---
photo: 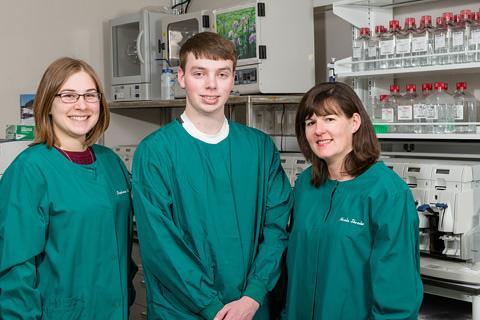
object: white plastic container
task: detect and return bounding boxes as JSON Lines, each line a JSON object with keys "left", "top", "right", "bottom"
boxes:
{"left": 161, "top": 68, "right": 175, "bottom": 100}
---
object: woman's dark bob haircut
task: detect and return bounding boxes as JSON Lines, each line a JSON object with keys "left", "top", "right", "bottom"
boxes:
{"left": 295, "top": 81, "right": 380, "bottom": 187}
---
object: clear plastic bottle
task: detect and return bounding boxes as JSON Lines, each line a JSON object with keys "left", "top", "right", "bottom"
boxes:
{"left": 397, "top": 17, "right": 415, "bottom": 68}
{"left": 379, "top": 94, "right": 396, "bottom": 133}
{"left": 471, "top": 12, "right": 480, "bottom": 62}
{"left": 453, "top": 81, "right": 477, "bottom": 133}
{"left": 161, "top": 68, "right": 175, "bottom": 100}
{"left": 461, "top": 10, "right": 475, "bottom": 63}
{"left": 352, "top": 27, "right": 370, "bottom": 71}
{"left": 414, "top": 83, "right": 433, "bottom": 134}
{"left": 425, "top": 82, "right": 455, "bottom": 134}
{"left": 451, "top": 14, "right": 467, "bottom": 64}
{"left": 434, "top": 16, "right": 449, "bottom": 65}
{"left": 367, "top": 25, "right": 384, "bottom": 70}
{"left": 443, "top": 12, "right": 455, "bottom": 64}
{"left": 397, "top": 84, "right": 417, "bottom": 133}
{"left": 389, "top": 84, "right": 401, "bottom": 132}
{"left": 379, "top": 20, "right": 400, "bottom": 69}
{"left": 412, "top": 15, "right": 434, "bottom": 67}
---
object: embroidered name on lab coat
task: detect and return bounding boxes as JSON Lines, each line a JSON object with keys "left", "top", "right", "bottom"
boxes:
{"left": 116, "top": 190, "right": 129, "bottom": 196}
{"left": 339, "top": 217, "right": 365, "bottom": 226}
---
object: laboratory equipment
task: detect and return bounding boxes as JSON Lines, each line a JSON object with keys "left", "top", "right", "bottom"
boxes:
{"left": 213, "top": 0, "right": 315, "bottom": 94}
{"left": 0, "top": 140, "right": 30, "bottom": 179}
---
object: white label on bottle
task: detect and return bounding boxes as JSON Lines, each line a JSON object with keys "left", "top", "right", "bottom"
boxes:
{"left": 353, "top": 47, "right": 362, "bottom": 58}
{"left": 413, "top": 103, "right": 425, "bottom": 119}
{"left": 452, "top": 31, "right": 465, "bottom": 47}
{"left": 367, "top": 46, "right": 377, "bottom": 58}
{"left": 471, "top": 29, "right": 480, "bottom": 45}
{"left": 412, "top": 36, "right": 427, "bottom": 53}
{"left": 396, "top": 38, "right": 411, "bottom": 54}
{"left": 455, "top": 104, "right": 464, "bottom": 120}
{"left": 382, "top": 108, "right": 394, "bottom": 123}
{"left": 425, "top": 105, "right": 438, "bottom": 120}
{"left": 435, "top": 34, "right": 446, "bottom": 49}
{"left": 397, "top": 105, "right": 413, "bottom": 120}
{"left": 379, "top": 40, "right": 394, "bottom": 55}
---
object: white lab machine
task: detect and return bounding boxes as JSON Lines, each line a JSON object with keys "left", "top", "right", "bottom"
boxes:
{"left": 213, "top": 0, "right": 315, "bottom": 94}
{"left": 113, "top": 145, "right": 137, "bottom": 173}
{"left": 384, "top": 157, "right": 480, "bottom": 285}
{"left": 109, "top": 9, "right": 166, "bottom": 101}
{"left": 280, "top": 153, "right": 309, "bottom": 187}
{"left": 0, "top": 140, "right": 30, "bottom": 179}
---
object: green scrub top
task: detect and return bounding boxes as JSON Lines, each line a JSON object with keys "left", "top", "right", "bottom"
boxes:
{"left": 283, "top": 161, "right": 423, "bottom": 320}
{"left": 132, "top": 120, "right": 292, "bottom": 320}
{"left": 0, "top": 144, "right": 136, "bottom": 320}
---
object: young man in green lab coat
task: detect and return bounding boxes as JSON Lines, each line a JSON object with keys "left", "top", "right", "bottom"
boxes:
{"left": 132, "top": 32, "right": 293, "bottom": 320}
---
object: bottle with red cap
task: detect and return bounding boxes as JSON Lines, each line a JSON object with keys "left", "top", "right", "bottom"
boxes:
{"left": 379, "top": 20, "right": 400, "bottom": 69}
{"left": 352, "top": 27, "right": 370, "bottom": 71}
{"left": 462, "top": 10, "right": 475, "bottom": 62}
{"left": 414, "top": 83, "right": 433, "bottom": 134}
{"left": 397, "top": 84, "right": 417, "bottom": 133}
{"left": 378, "top": 94, "right": 396, "bottom": 133}
{"left": 367, "top": 25, "right": 385, "bottom": 70}
{"left": 412, "top": 15, "right": 434, "bottom": 66}
{"left": 425, "top": 82, "right": 455, "bottom": 134}
{"left": 434, "top": 16, "right": 449, "bottom": 65}
{"left": 396, "top": 17, "right": 416, "bottom": 68}
{"left": 453, "top": 81, "right": 477, "bottom": 133}
{"left": 451, "top": 13, "right": 467, "bottom": 63}
{"left": 443, "top": 12, "right": 455, "bottom": 64}
{"left": 388, "top": 84, "right": 401, "bottom": 132}
{"left": 471, "top": 12, "right": 480, "bottom": 61}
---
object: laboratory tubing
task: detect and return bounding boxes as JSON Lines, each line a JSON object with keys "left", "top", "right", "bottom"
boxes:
{"left": 397, "top": 17, "right": 415, "bottom": 68}
{"left": 352, "top": 27, "right": 370, "bottom": 71}
{"left": 453, "top": 82, "right": 477, "bottom": 133}
{"left": 161, "top": 68, "right": 176, "bottom": 100}
{"left": 434, "top": 16, "right": 449, "bottom": 65}
{"left": 412, "top": 15, "right": 434, "bottom": 67}
{"left": 397, "top": 84, "right": 417, "bottom": 133}
{"left": 379, "top": 20, "right": 398, "bottom": 69}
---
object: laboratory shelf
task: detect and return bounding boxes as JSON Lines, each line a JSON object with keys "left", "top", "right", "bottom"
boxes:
{"left": 109, "top": 95, "right": 302, "bottom": 110}
{"left": 377, "top": 133, "right": 480, "bottom": 140}
{"left": 334, "top": 59, "right": 480, "bottom": 79}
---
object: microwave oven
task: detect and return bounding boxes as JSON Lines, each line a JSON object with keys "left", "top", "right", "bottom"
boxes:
{"left": 109, "top": 9, "right": 165, "bottom": 101}
{"left": 213, "top": 0, "right": 315, "bottom": 94}
{"left": 158, "top": 10, "right": 214, "bottom": 98}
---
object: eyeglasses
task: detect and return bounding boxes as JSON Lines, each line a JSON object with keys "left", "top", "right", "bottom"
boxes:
{"left": 55, "top": 92, "right": 102, "bottom": 103}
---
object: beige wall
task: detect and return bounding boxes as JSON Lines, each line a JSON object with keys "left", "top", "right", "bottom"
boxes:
{"left": 0, "top": 0, "right": 168, "bottom": 139}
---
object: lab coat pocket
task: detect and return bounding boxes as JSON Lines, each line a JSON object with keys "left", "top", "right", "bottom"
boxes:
{"left": 42, "top": 296, "right": 85, "bottom": 320}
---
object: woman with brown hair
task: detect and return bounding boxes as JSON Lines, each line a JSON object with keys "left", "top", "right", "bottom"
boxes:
{"left": 282, "top": 82, "right": 423, "bottom": 319}
{"left": 0, "top": 57, "right": 136, "bottom": 319}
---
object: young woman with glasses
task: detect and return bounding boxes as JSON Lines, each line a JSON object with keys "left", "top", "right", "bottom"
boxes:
{"left": 0, "top": 57, "right": 136, "bottom": 319}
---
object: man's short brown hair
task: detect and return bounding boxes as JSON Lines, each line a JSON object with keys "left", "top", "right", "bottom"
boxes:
{"left": 179, "top": 32, "right": 237, "bottom": 71}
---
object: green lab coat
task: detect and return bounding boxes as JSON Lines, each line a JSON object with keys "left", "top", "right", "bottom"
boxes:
{"left": 283, "top": 161, "right": 423, "bottom": 320}
{"left": 0, "top": 144, "right": 135, "bottom": 320}
{"left": 132, "top": 119, "right": 292, "bottom": 320}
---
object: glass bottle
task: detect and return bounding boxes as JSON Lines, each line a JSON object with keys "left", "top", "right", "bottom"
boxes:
{"left": 379, "top": 94, "right": 396, "bottom": 133}
{"left": 443, "top": 12, "right": 455, "bottom": 64}
{"left": 434, "top": 16, "right": 449, "bottom": 65}
{"left": 367, "top": 25, "right": 384, "bottom": 70}
{"left": 425, "top": 82, "right": 455, "bottom": 134}
{"left": 471, "top": 12, "right": 480, "bottom": 62}
{"left": 397, "top": 84, "right": 417, "bottom": 133}
{"left": 379, "top": 20, "right": 400, "bottom": 69}
{"left": 352, "top": 27, "right": 370, "bottom": 71}
{"left": 453, "top": 81, "right": 477, "bottom": 133}
{"left": 389, "top": 84, "right": 401, "bottom": 132}
{"left": 412, "top": 15, "right": 434, "bottom": 66}
{"left": 451, "top": 14, "right": 466, "bottom": 64}
{"left": 397, "top": 17, "right": 415, "bottom": 68}
{"left": 414, "top": 83, "right": 433, "bottom": 134}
